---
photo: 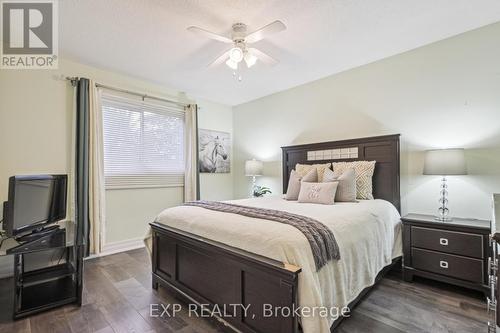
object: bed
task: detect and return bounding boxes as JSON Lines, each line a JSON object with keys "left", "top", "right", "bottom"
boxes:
{"left": 149, "top": 134, "right": 402, "bottom": 333}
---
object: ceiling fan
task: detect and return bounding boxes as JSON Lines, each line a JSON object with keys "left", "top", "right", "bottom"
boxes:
{"left": 187, "top": 20, "right": 286, "bottom": 73}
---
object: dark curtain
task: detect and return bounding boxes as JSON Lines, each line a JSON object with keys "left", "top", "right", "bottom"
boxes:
{"left": 75, "top": 78, "right": 90, "bottom": 256}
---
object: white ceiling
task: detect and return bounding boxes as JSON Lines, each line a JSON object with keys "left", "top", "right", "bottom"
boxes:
{"left": 60, "top": 0, "right": 500, "bottom": 106}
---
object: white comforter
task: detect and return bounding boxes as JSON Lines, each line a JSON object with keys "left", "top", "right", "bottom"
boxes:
{"left": 154, "top": 196, "right": 402, "bottom": 333}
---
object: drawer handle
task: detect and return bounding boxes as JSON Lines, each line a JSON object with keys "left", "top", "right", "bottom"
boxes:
{"left": 440, "top": 260, "right": 449, "bottom": 269}
{"left": 439, "top": 238, "right": 448, "bottom": 246}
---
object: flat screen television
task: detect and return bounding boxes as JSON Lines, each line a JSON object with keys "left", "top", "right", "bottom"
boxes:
{"left": 2, "top": 175, "right": 67, "bottom": 237}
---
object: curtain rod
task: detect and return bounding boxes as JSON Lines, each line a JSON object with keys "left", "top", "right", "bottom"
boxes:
{"left": 65, "top": 76, "right": 190, "bottom": 107}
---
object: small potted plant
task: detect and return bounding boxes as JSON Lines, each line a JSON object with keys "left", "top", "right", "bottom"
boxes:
{"left": 253, "top": 185, "right": 272, "bottom": 198}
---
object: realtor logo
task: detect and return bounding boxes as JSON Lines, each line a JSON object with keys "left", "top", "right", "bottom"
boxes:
{"left": 1, "top": 0, "right": 58, "bottom": 69}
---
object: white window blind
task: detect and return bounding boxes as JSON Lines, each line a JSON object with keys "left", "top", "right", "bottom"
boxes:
{"left": 101, "top": 92, "right": 185, "bottom": 189}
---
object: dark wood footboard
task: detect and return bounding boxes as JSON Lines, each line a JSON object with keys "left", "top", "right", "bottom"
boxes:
{"left": 150, "top": 222, "right": 302, "bottom": 333}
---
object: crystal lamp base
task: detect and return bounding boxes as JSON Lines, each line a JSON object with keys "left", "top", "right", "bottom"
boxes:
{"left": 436, "top": 176, "right": 452, "bottom": 222}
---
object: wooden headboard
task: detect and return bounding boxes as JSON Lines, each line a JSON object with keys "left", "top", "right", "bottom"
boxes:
{"left": 281, "top": 134, "right": 401, "bottom": 212}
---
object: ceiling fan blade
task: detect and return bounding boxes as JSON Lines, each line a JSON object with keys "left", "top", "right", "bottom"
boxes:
{"left": 208, "top": 50, "right": 231, "bottom": 68}
{"left": 187, "top": 26, "right": 233, "bottom": 43}
{"left": 248, "top": 48, "right": 278, "bottom": 66}
{"left": 245, "top": 20, "right": 286, "bottom": 44}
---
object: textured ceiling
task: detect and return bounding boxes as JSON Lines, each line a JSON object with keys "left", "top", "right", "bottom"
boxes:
{"left": 60, "top": 0, "right": 500, "bottom": 106}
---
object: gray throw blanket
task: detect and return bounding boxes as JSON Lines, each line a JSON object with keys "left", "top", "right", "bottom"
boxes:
{"left": 183, "top": 200, "right": 340, "bottom": 271}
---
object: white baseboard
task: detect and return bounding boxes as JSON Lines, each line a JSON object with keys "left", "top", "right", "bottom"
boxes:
{"left": 86, "top": 237, "right": 146, "bottom": 260}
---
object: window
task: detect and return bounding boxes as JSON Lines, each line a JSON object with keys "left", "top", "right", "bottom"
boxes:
{"left": 101, "top": 91, "right": 185, "bottom": 189}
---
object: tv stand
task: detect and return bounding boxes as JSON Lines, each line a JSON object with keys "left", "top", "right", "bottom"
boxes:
{"left": 16, "top": 224, "right": 60, "bottom": 243}
{"left": 0, "top": 221, "right": 83, "bottom": 319}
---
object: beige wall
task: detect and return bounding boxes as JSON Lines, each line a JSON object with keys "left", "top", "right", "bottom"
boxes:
{"left": 0, "top": 58, "right": 233, "bottom": 248}
{"left": 198, "top": 100, "right": 234, "bottom": 201}
{"left": 233, "top": 22, "right": 500, "bottom": 220}
{"left": 2, "top": 21, "right": 500, "bottom": 254}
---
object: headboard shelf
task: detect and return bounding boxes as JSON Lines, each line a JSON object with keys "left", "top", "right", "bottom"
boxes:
{"left": 281, "top": 134, "right": 401, "bottom": 211}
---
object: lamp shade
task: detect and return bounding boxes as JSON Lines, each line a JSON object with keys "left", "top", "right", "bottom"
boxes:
{"left": 245, "top": 159, "right": 263, "bottom": 176}
{"left": 423, "top": 149, "right": 467, "bottom": 176}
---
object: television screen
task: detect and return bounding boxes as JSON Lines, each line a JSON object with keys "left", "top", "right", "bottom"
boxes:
{"left": 3, "top": 175, "right": 67, "bottom": 236}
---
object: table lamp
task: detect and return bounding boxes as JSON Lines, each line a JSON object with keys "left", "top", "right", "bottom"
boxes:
{"left": 245, "top": 159, "right": 263, "bottom": 197}
{"left": 423, "top": 148, "right": 467, "bottom": 221}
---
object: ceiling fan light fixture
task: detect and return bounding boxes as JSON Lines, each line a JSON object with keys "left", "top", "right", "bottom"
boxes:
{"left": 225, "top": 58, "right": 238, "bottom": 70}
{"left": 187, "top": 20, "right": 286, "bottom": 76}
{"left": 244, "top": 52, "right": 257, "bottom": 68}
{"left": 229, "top": 47, "right": 244, "bottom": 63}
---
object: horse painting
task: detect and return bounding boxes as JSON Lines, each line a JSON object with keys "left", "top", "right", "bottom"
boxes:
{"left": 199, "top": 129, "right": 231, "bottom": 173}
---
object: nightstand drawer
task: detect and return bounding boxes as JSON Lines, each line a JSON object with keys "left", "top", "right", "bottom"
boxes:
{"left": 411, "top": 226, "right": 483, "bottom": 259}
{"left": 412, "top": 248, "right": 484, "bottom": 283}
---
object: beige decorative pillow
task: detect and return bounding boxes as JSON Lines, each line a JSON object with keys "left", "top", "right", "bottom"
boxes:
{"left": 332, "top": 161, "right": 376, "bottom": 200}
{"left": 285, "top": 170, "right": 302, "bottom": 200}
{"left": 285, "top": 168, "right": 318, "bottom": 200}
{"left": 301, "top": 168, "right": 318, "bottom": 182}
{"left": 295, "top": 163, "right": 331, "bottom": 182}
{"left": 323, "top": 168, "right": 357, "bottom": 202}
{"left": 298, "top": 182, "right": 339, "bottom": 205}
{"left": 323, "top": 167, "right": 336, "bottom": 182}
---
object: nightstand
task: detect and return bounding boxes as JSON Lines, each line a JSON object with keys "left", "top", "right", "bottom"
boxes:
{"left": 402, "top": 213, "right": 490, "bottom": 295}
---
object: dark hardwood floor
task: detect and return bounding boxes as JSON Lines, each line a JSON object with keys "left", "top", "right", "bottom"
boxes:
{"left": 0, "top": 248, "right": 488, "bottom": 333}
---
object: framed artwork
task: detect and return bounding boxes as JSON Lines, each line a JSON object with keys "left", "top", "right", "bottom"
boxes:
{"left": 198, "top": 129, "right": 231, "bottom": 173}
